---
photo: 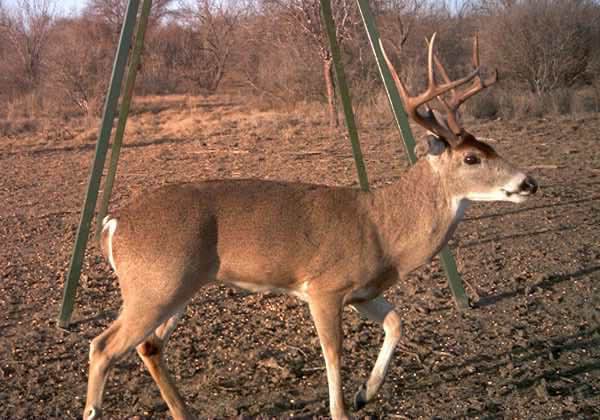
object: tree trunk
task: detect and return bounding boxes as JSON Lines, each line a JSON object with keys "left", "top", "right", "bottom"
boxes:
{"left": 323, "top": 56, "right": 339, "bottom": 129}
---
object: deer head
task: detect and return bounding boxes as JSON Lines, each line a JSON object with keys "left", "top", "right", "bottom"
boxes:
{"left": 382, "top": 34, "right": 538, "bottom": 204}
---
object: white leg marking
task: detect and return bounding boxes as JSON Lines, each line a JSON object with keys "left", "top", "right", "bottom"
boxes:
{"left": 102, "top": 219, "right": 118, "bottom": 272}
{"left": 89, "top": 341, "right": 95, "bottom": 362}
{"left": 352, "top": 297, "right": 401, "bottom": 402}
{"left": 366, "top": 310, "right": 401, "bottom": 397}
{"left": 309, "top": 298, "right": 347, "bottom": 419}
{"left": 322, "top": 353, "right": 343, "bottom": 417}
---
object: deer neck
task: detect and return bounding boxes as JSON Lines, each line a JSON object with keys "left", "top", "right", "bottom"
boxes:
{"left": 370, "top": 159, "right": 469, "bottom": 273}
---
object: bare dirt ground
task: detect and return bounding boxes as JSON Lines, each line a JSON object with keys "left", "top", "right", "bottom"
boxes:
{"left": 1, "top": 94, "right": 599, "bottom": 419}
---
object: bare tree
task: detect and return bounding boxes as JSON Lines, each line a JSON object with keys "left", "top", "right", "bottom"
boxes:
{"left": 140, "top": 21, "right": 187, "bottom": 94}
{"left": 175, "top": 0, "right": 247, "bottom": 94}
{"left": 0, "top": 0, "right": 55, "bottom": 92}
{"left": 2, "top": 0, "right": 599, "bottom": 119}
{"left": 375, "top": 0, "right": 425, "bottom": 90}
{"left": 85, "top": 0, "right": 174, "bottom": 35}
{"left": 237, "top": 12, "right": 326, "bottom": 103}
{"left": 475, "top": 0, "right": 597, "bottom": 94}
{"left": 264, "top": 0, "right": 360, "bottom": 128}
{"left": 46, "top": 16, "right": 114, "bottom": 115}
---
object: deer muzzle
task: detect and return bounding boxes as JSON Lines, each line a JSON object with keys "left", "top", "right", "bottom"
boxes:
{"left": 519, "top": 175, "right": 538, "bottom": 195}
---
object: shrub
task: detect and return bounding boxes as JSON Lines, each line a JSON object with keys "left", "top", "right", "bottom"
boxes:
{"left": 465, "top": 91, "right": 500, "bottom": 120}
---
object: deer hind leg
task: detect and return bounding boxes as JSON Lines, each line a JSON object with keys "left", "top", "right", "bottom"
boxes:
{"left": 308, "top": 293, "right": 348, "bottom": 420}
{"left": 84, "top": 307, "right": 171, "bottom": 420}
{"left": 136, "top": 310, "right": 195, "bottom": 420}
{"left": 350, "top": 296, "right": 402, "bottom": 411}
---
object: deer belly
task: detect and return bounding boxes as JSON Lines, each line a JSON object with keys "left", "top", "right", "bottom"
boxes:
{"left": 227, "top": 280, "right": 309, "bottom": 302}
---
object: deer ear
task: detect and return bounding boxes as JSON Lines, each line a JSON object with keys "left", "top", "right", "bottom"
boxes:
{"left": 415, "top": 135, "right": 447, "bottom": 159}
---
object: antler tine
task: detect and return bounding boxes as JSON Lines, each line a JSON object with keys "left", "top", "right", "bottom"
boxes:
{"left": 427, "top": 34, "right": 499, "bottom": 136}
{"left": 411, "top": 34, "right": 480, "bottom": 110}
{"left": 472, "top": 35, "right": 480, "bottom": 68}
{"left": 381, "top": 32, "right": 499, "bottom": 146}
{"left": 426, "top": 32, "right": 437, "bottom": 90}
{"left": 415, "top": 33, "right": 480, "bottom": 143}
{"left": 455, "top": 68, "right": 499, "bottom": 108}
{"left": 379, "top": 39, "right": 412, "bottom": 105}
{"left": 424, "top": 36, "right": 464, "bottom": 136}
{"left": 380, "top": 38, "right": 457, "bottom": 142}
{"left": 425, "top": 36, "right": 458, "bottom": 104}
{"left": 475, "top": 34, "right": 500, "bottom": 87}
{"left": 452, "top": 35, "right": 499, "bottom": 108}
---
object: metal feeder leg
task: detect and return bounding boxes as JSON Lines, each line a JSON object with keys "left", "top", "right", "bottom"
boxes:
{"left": 321, "top": 0, "right": 369, "bottom": 192}
{"left": 58, "top": 0, "right": 142, "bottom": 328}
{"left": 96, "top": 0, "right": 154, "bottom": 241}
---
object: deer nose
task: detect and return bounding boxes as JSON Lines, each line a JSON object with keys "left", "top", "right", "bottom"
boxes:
{"left": 519, "top": 176, "right": 538, "bottom": 194}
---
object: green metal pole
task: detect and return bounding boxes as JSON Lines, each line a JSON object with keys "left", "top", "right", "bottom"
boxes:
{"left": 438, "top": 248, "right": 468, "bottom": 310}
{"left": 96, "top": 0, "right": 153, "bottom": 241}
{"left": 58, "top": 0, "right": 141, "bottom": 328}
{"left": 320, "top": 0, "right": 369, "bottom": 191}
{"left": 356, "top": 0, "right": 469, "bottom": 311}
{"left": 356, "top": 0, "right": 417, "bottom": 164}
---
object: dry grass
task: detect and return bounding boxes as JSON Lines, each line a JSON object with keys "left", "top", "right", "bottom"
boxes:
{"left": 1, "top": 91, "right": 598, "bottom": 147}
{"left": 463, "top": 88, "right": 600, "bottom": 121}
{"left": 119, "top": 95, "right": 330, "bottom": 145}
{"left": 0, "top": 118, "right": 39, "bottom": 137}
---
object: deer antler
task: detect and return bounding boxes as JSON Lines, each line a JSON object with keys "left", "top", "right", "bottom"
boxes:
{"left": 381, "top": 33, "right": 498, "bottom": 146}
{"left": 427, "top": 35, "right": 499, "bottom": 138}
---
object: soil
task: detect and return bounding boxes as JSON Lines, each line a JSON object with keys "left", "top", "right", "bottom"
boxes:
{"left": 1, "top": 95, "right": 599, "bottom": 419}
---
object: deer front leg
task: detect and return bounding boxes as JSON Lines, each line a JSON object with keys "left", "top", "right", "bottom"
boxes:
{"left": 308, "top": 293, "right": 348, "bottom": 420}
{"left": 350, "top": 296, "right": 402, "bottom": 411}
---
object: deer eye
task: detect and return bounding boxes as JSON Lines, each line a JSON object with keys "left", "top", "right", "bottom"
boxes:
{"left": 464, "top": 154, "right": 481, "bottom": 165}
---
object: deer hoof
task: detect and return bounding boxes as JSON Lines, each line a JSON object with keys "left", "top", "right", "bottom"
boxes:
{"left": 353, "top": 383, "right": 368, "bottom": 411}
{"left": 84, "top": 406, "right": 101, "bottom": 420}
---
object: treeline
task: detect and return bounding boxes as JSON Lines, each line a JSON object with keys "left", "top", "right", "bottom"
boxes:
{"left": 1, "top": 0, "right": 599, "bottom": 123}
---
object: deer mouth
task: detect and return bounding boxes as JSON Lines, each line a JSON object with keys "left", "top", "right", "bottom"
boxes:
{"left": 501, "top": 189, "right": 530, "bottom": 202}
{"left": 502, "top": 188, "right": 534, "bottom": 197}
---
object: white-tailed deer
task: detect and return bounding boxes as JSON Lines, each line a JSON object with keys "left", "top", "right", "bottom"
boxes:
{"left": 84, "top": 34, "right": 538, "bottom": 420}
